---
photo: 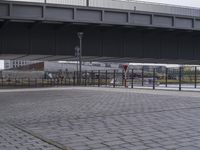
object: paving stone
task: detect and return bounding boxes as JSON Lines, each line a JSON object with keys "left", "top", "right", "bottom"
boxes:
{"left": 1, "top": 87, "right": 200, "bottom": 150}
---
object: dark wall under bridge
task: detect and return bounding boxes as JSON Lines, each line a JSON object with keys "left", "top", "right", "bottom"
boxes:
{"left": 0, "top": 22, "right": 200, "bottom": 64}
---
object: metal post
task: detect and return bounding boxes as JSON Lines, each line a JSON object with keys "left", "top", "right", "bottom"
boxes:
{"left": 1, "top": 78, "right": 3, "bottom": 87}
{"left": 153, "top": 68, "right": 156, "bottom": 90}
{"left": 91, "top": 70, "right": 94, "bottom": 86}
{"left": 106, "top": 70, "right": 108, "bottom": 86}
{"left": 131, "top": 69, "right": 134, "bottom": 89}
{"left": 113, "top": 70, "right": 116, "bottom": 88}
{"left": 179, "top": 67, "right": 182, "bottom": 91}
{"left": 86, "top": 0, "right": 89, "bottom": 6}
{"left": 77, "top": 32, "right": 84, "bottom": 85}
{"left": 142, "top": 67, "right": 144, "bottom": 86}
{"left": 165, "top": 68, "right": 168, "bottom": 87}
{"left": 195, "top": 66, "right": 197, "bottom": 88}
{"left": 73, "top": 71, "right": 75, "bottom": 86}
{"left": 75, "top": 46, "right": 79, "bottom": 81}
{"left": 122, "top": 71, "right": 124, "bottom": 87}
{"left": 85, "top": 70, "right": 87, "bottom": 86}
{"left": 98, "top": 70, "right": 100, "bottom": 87}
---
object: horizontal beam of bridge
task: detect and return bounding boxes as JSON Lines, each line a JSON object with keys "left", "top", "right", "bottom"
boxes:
{"left": 0, "top": 1, "right": 200, "bottom": 31}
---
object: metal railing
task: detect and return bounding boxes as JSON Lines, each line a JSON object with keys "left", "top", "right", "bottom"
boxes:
{"left": 90, "top": 0, "right": 200, "bottom": 17}
{"left": 1, "top": 67, "right": 200, "bottom": 92}
{"left": 4, "top": 0, "right": 200, "bottom": 17}
{"left": 5, "top": 0, "right": 87, "bottom": 6}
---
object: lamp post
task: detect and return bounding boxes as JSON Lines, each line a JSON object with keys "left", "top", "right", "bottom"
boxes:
{"left": 75, "top": 46, "right": 80, "bottom": 81}
{"left": 77, "top": 32, "right": 84, "bottom": 84}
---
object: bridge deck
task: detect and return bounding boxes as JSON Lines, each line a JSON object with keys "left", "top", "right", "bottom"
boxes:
{"left": 1, "top": 0, "right": 200, "bottom": 31}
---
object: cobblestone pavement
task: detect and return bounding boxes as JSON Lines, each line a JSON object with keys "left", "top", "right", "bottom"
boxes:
{"left": 1, "top": 87, "right": 200, "bottom": 150}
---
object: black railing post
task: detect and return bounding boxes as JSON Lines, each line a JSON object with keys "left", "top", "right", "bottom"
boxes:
{"left": 195, "top": 66, "right": 197, "bottom": 89}
{"left": 86, "top": 0, "right": 89, "bottom": 6}
{"left": 85, "top": 70, "right": 87, "bottom": 87}
{"left": 91, "top": 71, "right": 94, "bottom": 86}
{"left": 1, "top": 78, "right": 3, "bottom": 87}
{"left": 28, "top": 78, "right": 30, "bottom": 87}
{"left": 142, "top": 67, "right": 144, "bottom": 86}
{"left": 98, "top": 70, "right": 100, "bottom": 87}
{"left": 106, "top": 70, "right": 108, "bottom": 86}
{"left": 153, "top": 68, "right": 156, "bottom": 90}
{"left": 179, "top": 67, "right": 182, "bottom": 91}
{"left": 122, "top": 71, "right": 124, "bottom": 87}
{"left": 73, "top": 71, "right": 76, "bottom": 86}
{"left": 165, "top": 68, "right": 168, "bottom": 87}
{"left": 113, "top": 70, "right": 116, "bottom": 88}
{"left": 131, "top": 69, "right": 134, "bottom": 89}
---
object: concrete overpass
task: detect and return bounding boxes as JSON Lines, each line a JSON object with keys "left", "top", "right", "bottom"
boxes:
{"left": 1, "top": 0, "right": 200, "bottom": 64}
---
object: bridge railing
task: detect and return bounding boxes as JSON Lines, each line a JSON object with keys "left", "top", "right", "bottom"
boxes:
{"left": 4, "top": 0, "right": 200, "bottom": 17}
{"left": 5, "top": 0, "right": 87, "bottom": 6}
{"left": 89, "top": 0, "right": 200, "bottom": 17}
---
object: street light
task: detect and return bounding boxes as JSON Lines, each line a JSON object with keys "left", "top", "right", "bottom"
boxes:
{"left": 75, "top": 46, "right": 80, "bottom": 77}
{"left": 77, "top": 32, "right": 84, "bottom": 84}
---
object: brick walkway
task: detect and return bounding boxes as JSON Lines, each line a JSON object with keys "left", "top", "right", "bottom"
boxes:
{"left": 1, "top": 87, "right": 200, "bottom": 150}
